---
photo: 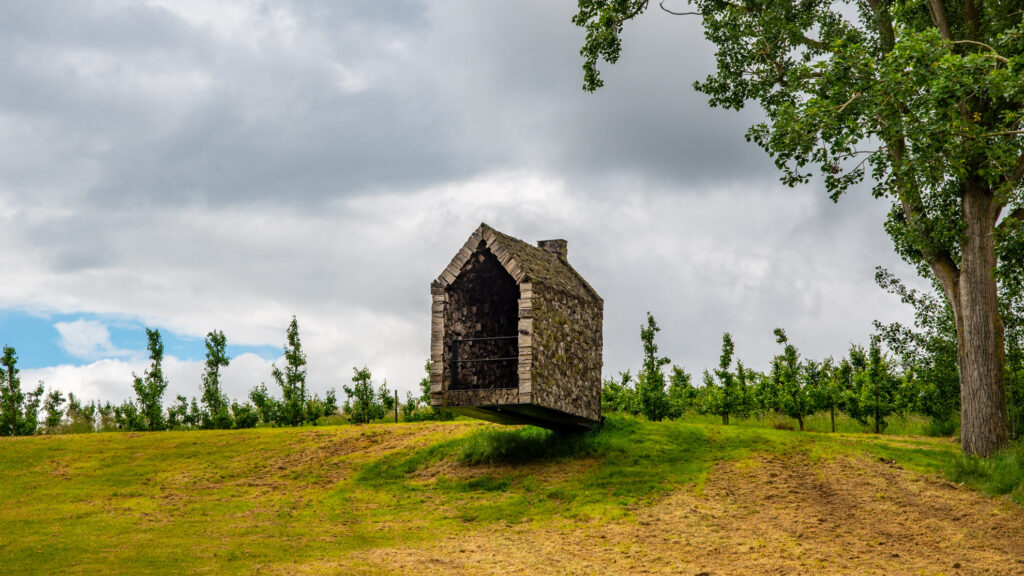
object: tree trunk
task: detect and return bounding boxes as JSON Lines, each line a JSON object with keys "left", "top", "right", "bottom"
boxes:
{"left": 875, "top": 388, "right": 880, "bottom": 434}
{"left": 830, "top": 405, "right": 836, "bottom": 433}
{"left": 797, "top": 415, "right": 804, "bottom": 431}
{"left": 722, "top": 412, "right": 729, "bottom": 425}
{"left": 952, "top": 186, "right": 1010, "bottom": 456}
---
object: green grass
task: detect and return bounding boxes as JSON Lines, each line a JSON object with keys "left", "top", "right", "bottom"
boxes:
{"left": 349, "top": 414, "right": 961, "bottom": 524}
{"left": 678, "top": 410, "right": 944, "bottom": 436}
{"left": 0, "top": 415, "right": 1006, "bottom": 574}
{"left": 948, "top": 438, "right": 1024, "bottom": 504}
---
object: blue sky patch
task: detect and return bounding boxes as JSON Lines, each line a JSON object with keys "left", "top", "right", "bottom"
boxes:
{"left": 0, "top": 309, "right": 279, "bottom": 369}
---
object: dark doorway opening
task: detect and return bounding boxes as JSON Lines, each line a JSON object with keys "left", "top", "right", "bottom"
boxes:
{"left": 445, "top": 244, "right": 519, "bottom": 391}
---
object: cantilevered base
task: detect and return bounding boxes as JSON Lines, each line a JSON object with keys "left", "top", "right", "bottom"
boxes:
{"left": 445, "top": 402, "right": 599, "bottom": 432}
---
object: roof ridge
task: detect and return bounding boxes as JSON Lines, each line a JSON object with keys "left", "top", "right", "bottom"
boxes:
{"left": 435, "top": 224, "right": 601, "bottom": 302}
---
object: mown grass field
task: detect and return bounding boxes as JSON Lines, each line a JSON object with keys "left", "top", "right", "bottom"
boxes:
{"left": 1, "top": 416, "right": 1022, "bottom": 575}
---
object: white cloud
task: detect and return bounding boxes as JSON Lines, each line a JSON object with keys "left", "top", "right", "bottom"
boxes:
{"left": 22, "top": 352, "right": 278, "bottom": 406}
{"left": 54, "top": 319, "right": 129, "bottom": 360}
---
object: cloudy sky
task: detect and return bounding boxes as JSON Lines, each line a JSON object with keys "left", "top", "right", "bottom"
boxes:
{"left": 0, "top": 0, "right": 920, "bottom": 406}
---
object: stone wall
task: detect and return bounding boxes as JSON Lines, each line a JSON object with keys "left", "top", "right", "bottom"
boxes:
{"left": 430, "top": 224, "right": 603, "bottom": 424}
{"left": 528, "top": 284, "right": 603, "bottom": 421}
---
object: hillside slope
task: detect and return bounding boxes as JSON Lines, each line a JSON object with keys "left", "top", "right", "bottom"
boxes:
{"left": 1, "top": 417, "right": 1021, "bottom": 575}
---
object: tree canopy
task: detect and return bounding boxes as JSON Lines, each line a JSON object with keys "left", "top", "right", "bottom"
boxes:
{"left": 575, "top": 0, "right": 1024, "bottom": 455}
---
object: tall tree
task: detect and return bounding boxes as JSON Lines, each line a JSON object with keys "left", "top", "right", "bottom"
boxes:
{"left": 0, "top": 346, "right": 24, "bottom": 436}
{"left": 132, "top": 328, "right": 168, "bottom": 431}
{"left": 700, "top": 332, "right": 748, "bottom": 424}
{"left": 574, "top": 1, "right": 1024, "bottom": 456}
{"left": 272, "top": 316, "right": 308, "bottom": 427}
{"left": 636, "top": 312, "right": 671, "bottom": 421}
{"left": 201, "top": 330, "right": 233, "bottom": 429}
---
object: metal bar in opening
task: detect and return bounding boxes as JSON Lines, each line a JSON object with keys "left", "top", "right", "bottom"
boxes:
{"left": 451, "top": 338, "right": 458, "bottom": 388}
{"left": 455, "top": 356, "right": 518, "bottom": 364}
{"left": 454, "top": 335, "right": 518, "bottom": 342}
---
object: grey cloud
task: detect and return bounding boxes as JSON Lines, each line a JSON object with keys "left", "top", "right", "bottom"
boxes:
{"left": 0, "top": 1, "right": 925, "bottom": 401}
{"left": 1, "top": 0, "right": 776, "bottom": 214}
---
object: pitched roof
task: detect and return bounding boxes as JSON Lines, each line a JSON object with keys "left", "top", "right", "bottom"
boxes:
{"left": 434, "top": 223, "right": 601, "bottom": 302}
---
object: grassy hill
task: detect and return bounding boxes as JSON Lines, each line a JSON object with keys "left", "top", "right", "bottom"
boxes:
{"left": 1, "top": 416, "right": 1022, "bottom": 575}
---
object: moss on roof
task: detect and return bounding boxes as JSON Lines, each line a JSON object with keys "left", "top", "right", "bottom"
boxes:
{"left": 480, "top": 223, "right": 601, "bottom": 302}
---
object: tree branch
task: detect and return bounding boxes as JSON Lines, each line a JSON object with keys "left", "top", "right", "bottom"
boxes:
{"left": 982, "top": 129, "right": 1024, "bottom": 137}
{"left": 952, "top": 40, "right": 1011, "bottom": 64}
{"left": 658, "top": 0, "right": 699, "bottom": 15}
{"left": 836, "top": 93, "right": 860, "bottom": 114}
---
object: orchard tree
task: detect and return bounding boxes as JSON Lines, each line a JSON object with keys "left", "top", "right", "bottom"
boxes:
{"left": 97, "top": 402, "right": 117, "bottom": 432}
{"left": 272, "top": 316, "right": 308, "bottom": 427}
{"left": 21, "top": 382, "right": 43, "bottom": 436}
{"left": 601, "top": 370, "right": 637, "bottom": 414}
{"left": 667, "top": 364, "right": 696, "bottom": 419}
{"left": 132, "top": 328, "right": 168, "bottom": 431}
{"left": 343, "top": 366, "right": 386, "bottom": 424}
{"left": 65, "top": 393, "right": 97, "bottom": 433}
{"left": 0, "top": 347, "right": 41, "bottom": 436}
{"left": 849, "top": 338, "right": 899, "bottom": 433}
{"left": 305, "top": 389, "right": 339, "bottom": 425}
{"left": 201, "top": 330, "right": 233, "bottom": 429}
{"left": 874, "top": 267, "right": 960, "bottom": 423}
{"left": 771, "top": 328, "right": 811, "bottom": 431}
{"left": 809, "top": 358, "right": 850, "bottom": 433}
{"left": 231, "top": 401, "right": 260, "bottom": 429}
{"left": 700, "top": 332, "right": 748, "bottom": 424}
{"left": 43, "top": 389, "right": 66, "bottom": 433}
{"left": 114, "top": 400, "right": 144, "bottom": 431}
{"left": 0, "top": 346, "right": 24, "bottom": 436}
{"left": 574, "top": 1, "right": 1024, "bottom": 456}
{"left": 636, "top": 312, "right": 671, "bottom": 421}
{"left": 248, "top": 383, "right": 280, "bottom": 425}
{"left": 752, "top": 366, "right": 781, "bottom": 414}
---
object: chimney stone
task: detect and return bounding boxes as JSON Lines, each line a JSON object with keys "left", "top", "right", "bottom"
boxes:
{"left": 537, "top": 239, "right": 568, "bottom": 260}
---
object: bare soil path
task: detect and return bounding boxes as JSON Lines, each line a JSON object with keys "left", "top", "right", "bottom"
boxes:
{"left": 344, "top": 453, "right": 1024, "bottom": 576}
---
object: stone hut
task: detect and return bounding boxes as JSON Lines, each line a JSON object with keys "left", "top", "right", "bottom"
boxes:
{"left": 429, "top": 223, "right": 603, "bottom": 430}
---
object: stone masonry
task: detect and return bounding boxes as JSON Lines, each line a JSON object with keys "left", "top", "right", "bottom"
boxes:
{"left": 430, "top": 223, "right": 603, "bottom": 428}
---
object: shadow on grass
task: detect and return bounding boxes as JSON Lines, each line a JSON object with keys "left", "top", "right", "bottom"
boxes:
{"left": 345, "top": 414, "right": 988, "bottom": 526}
{"left": 354, "top": 419, "right": 613, "bottom": 487}
{"left": 354, "top": 416, "right": 722, "bottom": 499}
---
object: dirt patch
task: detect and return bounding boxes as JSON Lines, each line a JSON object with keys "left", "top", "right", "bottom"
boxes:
{"left": 157, "top": 423, "right": 475, "bottom": 506}
{"left": 347, "top": 452, "right": 1024, "bottom": 575}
